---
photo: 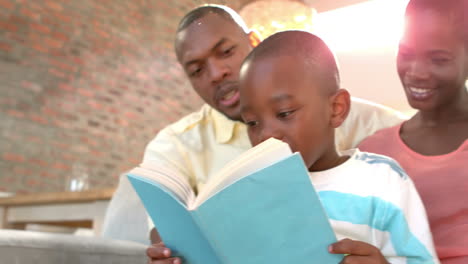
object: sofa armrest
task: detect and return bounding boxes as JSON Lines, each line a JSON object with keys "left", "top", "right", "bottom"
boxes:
{"left": 0, "top": 229, "right": 147, "bottom": 264}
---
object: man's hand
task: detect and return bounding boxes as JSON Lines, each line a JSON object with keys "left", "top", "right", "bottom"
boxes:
{"left": 146, "top": 242, "right": 182, "bottom": 264}
{"left": 329, "top": 238, "right": 389, "bottom": 264}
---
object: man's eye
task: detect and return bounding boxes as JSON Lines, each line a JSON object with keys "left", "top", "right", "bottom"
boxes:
{"left": 190, "top": 67, "right": 203, "bottom": 77}
{"left": 222, "top": 46, "right": 235, "bottom": 56}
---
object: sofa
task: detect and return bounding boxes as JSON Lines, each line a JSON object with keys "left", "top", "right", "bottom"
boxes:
{"left": 0, "top": 229, "right": 147, "bottom": 264}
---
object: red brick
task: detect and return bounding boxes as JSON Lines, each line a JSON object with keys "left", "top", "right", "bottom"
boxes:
{"left": 41, "top": 107, "right": 59, "bottom": 116}
{"left": 21, "top": 81, "right": 43, "bottom": 93}
{"left": 52, "top": 31, "right": 69, "bottom": 42}
{"left": 30, "top": 158, "right": 48, "bottom": 167}
{"left": 0, "top": 21, "right": 18, "bottom": 32}
{"left": 87, "top": 100, "right": 103, "bottom": 110}
{"left": 45, "top": 37, "right": 64, "bottom": 49}
{"left": 52, "top": 162, "right": 70, "bottom": 170}
{"left": 33, "top": 44, "right": 48, "bottom": 53}
{"left": 45, "top": 1, "right": 63, "bottom": 11}
{"left": 3, "top": 153, "right": 25, "bottom": 162}
{"left": 29, "top": 114, "right": 49, "bottom": 125}
{"left": 77, "top": 88, "right": 94, "bottom": 97}
{"left": 53, "top": 12, "right": 72, "bottom": 23}
{"left": 49, "top": 59, "right": 76, "bottom": 72}
{"left": 20, "top": 8, "right": 41, "bottom": 20}
{"left": 7, "top": 109, "right": 25, "bottom": 118}
{"left": 41, "top": 172, "right": 58, "bottom": 179}
{"left": 30, "top": 22, "right": 51, "bottom": 34}
{"left": 0, "top": 0, "right": 14, "bottom": 9}
{"left": 14, "top": 167, "right": 32, "bottom": 175}
{"left": 26, "top": 179, "right": 40, "bottom": 186}
{"left": 26, "top": 136, "right": 41, "bottom": 143}
{"left": 49, "top": 68, "right": 67, "bottom": 78}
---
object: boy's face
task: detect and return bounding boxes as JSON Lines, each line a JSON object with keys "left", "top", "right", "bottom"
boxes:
{"left": 175, "top": 13, "right": 254, "bottom": 121}
{"left": 239, "top": 55, "right": 335, "bottom": 169}
{"left": 397, "top": 10, "right": 468, "bottom": 111}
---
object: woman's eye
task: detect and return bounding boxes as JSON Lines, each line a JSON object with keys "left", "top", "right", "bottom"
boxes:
{"left": 432, "top": 57, "right": 450, "bottom": 65}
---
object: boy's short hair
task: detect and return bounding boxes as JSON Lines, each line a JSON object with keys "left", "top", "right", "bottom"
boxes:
{"left": 176, "top": 4, "right": 250, "bottom": 34}
{"left": 243, "top": 30, "right": 340, "bottom": 95}
{"left": 405, "top": 0, "right": 468, "bottom": 47}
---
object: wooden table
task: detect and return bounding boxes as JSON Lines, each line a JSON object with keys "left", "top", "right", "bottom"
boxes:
{"left": 0, "top": 188, "right": 115, "bottom": 235}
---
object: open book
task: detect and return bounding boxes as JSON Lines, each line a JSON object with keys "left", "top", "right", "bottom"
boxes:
{"left": 127, "top": 138, "right": 342, "bottom": 264}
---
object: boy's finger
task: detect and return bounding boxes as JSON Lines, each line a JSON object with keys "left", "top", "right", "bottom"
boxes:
{"left": 339, "top": 255, "right": 374, "bottom": 264}
{"left": 329, "top": 238, "right": 376, "bottom": 256}
{"left": 149, "top": 257, "right": 182, "bottom": 264}
{"left": 146, "top": 243, "right": 171, "bottom": 258}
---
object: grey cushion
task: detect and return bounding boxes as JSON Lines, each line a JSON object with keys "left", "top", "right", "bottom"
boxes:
{"left": 0, "top": 229, "right": 147, "bottom": 264}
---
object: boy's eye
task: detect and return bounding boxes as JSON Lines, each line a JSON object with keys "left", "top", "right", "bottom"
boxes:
{"left": 277, "top": 110, "right": 295, "bottom": 119}
{"left": 245, "top": 120, "right": 258, "bottom": 127}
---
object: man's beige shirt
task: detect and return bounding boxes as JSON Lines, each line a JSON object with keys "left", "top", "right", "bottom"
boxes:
{"left": 143, "top": 97, "right": 407, "bottom": 193}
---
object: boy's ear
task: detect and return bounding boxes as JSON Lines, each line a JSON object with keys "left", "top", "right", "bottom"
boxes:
{"left": 248, "top": 30, "right": 262, "bottom": 48}
{"left": 329, "top": 89, "right": 351, "bottom": 128}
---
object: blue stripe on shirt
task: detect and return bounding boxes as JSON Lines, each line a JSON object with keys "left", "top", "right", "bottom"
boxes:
{"left": 319, "top": 191, "right": 434, "bottom": 264}
{"left": 355, "top": 152, "right": 407, "bottom": 179}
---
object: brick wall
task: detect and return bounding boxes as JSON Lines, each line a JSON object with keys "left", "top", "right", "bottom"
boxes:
{"left": 0, "top": 0, "right": 252, "bottom": 193}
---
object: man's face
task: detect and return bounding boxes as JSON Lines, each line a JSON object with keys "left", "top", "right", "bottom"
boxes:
{"left": 175, "top": 13, "right": 254, "bottom": 121}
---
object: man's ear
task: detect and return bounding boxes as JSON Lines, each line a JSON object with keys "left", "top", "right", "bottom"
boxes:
{"left": 248, "top": 30, "right": 262, "bottom": 48}
{"left": 329, "top": 89, "right": 351, "bottom": 128}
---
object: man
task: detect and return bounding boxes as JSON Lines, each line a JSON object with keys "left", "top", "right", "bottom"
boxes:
{"left": 101, "top": 4, "right": 405, "bottom": 247}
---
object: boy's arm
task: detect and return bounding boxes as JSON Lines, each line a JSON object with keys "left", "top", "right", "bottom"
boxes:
{"left": 379, "top": 167, "right": 439, "bottom": 263}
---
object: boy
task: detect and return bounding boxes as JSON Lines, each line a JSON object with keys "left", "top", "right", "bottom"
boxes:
{"left": 149, "top": 30, "right": 438, "bottom": 263}
{"left": 238, "top": 30, "right": 438, "bottom": 263}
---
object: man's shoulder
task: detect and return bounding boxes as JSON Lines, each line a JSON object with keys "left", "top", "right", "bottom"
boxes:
{"left": 165, "top": 104, "right": 211, "bottom": 133}
{"left": 349, "top": 97, "right": 408, "bottom": 121}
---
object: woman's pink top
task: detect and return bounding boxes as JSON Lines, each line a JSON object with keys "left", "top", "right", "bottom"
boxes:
{"left": 359, "top": 123, "right": 468, "bottom": 264}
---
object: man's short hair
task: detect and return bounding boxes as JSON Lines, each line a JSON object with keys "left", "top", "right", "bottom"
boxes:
{"left": 176, "top": 4, "right": 250, "bottom": 34}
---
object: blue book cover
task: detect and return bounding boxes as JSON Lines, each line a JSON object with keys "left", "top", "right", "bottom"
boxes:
{"left": 127, "top": 138, "right": 343, "bottom": 264}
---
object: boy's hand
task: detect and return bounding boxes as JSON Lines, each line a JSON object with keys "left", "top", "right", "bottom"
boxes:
{"left": 146, "top": 242, "right": 182, "bottom": 264}
{"left": 329, "top": 238, "right": 389, "bottom": 264}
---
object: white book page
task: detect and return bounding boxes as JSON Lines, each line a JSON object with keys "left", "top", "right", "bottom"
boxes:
{"left": 192, "top": 138, "right": 293, "bottom": 209}
{"left": 130, "top": 164, "right": 196, "bottom": 206}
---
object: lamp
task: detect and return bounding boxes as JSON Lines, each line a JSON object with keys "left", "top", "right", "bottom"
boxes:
{"left": 240, "top": 0, "right": 317, "bottom": 39}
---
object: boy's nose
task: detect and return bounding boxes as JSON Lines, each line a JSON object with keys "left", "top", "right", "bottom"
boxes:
{"left": 258, "top": 127, "right": 283, "bottom": 143}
